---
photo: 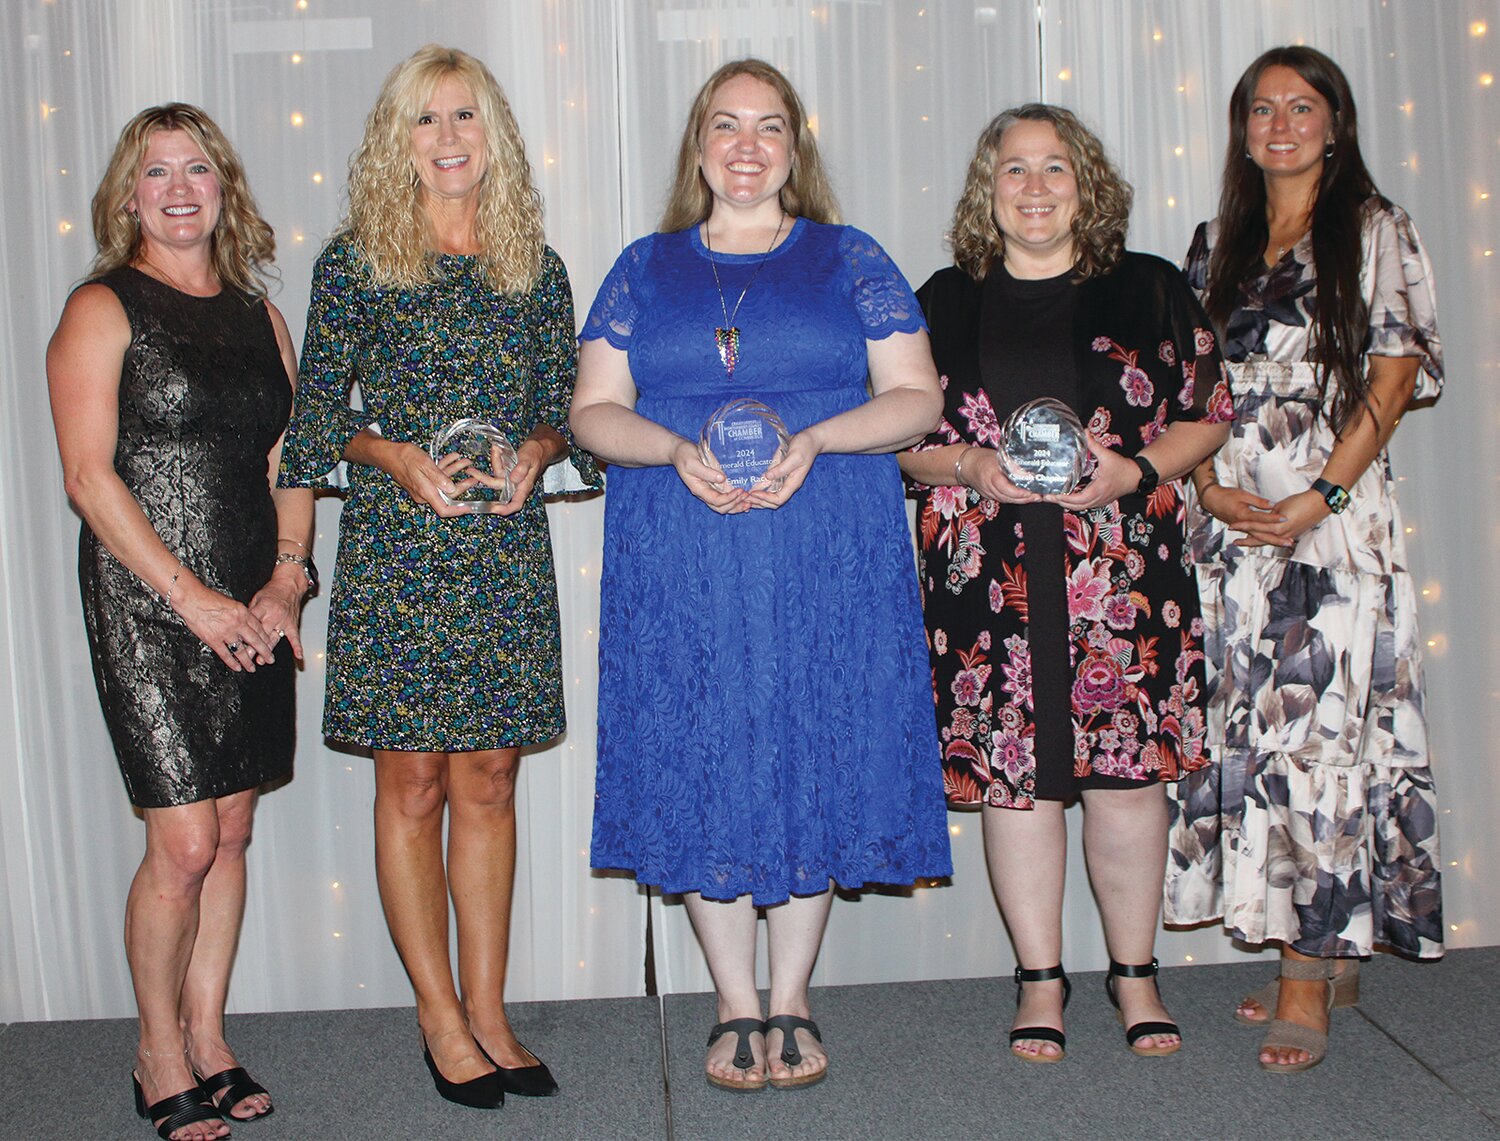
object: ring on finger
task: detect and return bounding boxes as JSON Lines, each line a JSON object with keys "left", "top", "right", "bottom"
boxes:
{"left": 225, "top": 640, "right": 242, "bottom": 654}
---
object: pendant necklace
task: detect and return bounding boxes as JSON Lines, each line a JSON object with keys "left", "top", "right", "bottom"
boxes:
{"left": 705, "top": 212, "right": 786, "bottom": 378}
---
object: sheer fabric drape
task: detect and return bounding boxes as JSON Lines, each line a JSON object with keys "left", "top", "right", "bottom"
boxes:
{"left": 1, "top": 0, "right": 1490, "bottom": 1020}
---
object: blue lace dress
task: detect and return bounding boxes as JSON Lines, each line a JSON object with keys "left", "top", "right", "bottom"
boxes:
{"left": 582, "top": 219, "right": 953, "bottom": 904}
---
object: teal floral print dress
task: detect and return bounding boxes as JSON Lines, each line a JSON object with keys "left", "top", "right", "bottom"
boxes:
{"left": 1165, "top": 200, "right": 1444, "bottom": 958}
{"left": 279, "top": 235, "right": 599, "bottom": 751}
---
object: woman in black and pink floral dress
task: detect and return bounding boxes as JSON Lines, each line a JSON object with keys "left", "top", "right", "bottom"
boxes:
{"left": 901, "top": 104, "right": 1232, "bottom": 1064}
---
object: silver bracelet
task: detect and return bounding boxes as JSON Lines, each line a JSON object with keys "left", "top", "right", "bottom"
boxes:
{"left": 954, "top": 446, "right": 976, "bottom": 487}
{"left": 164, "top": 565, "right": 183, "bottom": 609}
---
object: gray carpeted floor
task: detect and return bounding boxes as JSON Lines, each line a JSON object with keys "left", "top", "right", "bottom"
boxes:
{"left": 4, "top": 947, "right": 1497, "bottom": 1140}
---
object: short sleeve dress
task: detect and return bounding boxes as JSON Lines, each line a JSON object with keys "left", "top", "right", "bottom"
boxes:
{"left": 581, "top": 219, "right": 953, "bottom": 905}
{"left": 82, "top": 267, "right": 295, "bottom": 807}
{"left": 1164, "top": 200, "right": 1445, "bottom": 959}
{"left": 278, "top": 235, "right": 599, "bottom": 751}
{"left": 913, "top": 256, "right": 1234, "bottom": 811}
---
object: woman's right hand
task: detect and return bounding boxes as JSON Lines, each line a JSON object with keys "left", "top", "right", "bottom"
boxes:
{"left": 956, "top": 446, "right": 1043, "bottom": 504}
{"left": 1198, "top": 480, "right": 1289, "bottom": 545}
{"left": 384, "top": 440, "right": 482, "bottom": 517}
{"left": 671, "top": 438, "right": 750, "bottom": 515}
{"left": 173, "top": 577, "right": 278, "bottom": 672}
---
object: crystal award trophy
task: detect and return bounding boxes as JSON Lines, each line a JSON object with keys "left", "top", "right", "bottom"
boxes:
{"left": 997, "top": 398, "right": 1087, "bottom": 495}
{"left": 429, "top": 418, "right": 518, "bottom": 512}
{"left": 699, "top": 399, "right": 791, "bottom": 492}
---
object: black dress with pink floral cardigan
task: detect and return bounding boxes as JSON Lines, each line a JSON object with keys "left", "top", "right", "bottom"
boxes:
{"left": 911, "top": 254, "right": 1234, "bottom": 810}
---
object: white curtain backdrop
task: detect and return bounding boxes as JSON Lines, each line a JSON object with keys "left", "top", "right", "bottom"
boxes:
{"left": 1, "top": 0, "right": 1493, "bottom": 1022}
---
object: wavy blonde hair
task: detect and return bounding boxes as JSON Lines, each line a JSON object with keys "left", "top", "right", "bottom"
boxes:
{"left": 344, "top": 45, "right": 544, "bottom": 294}
{"left": 89, "top": 103, "right": 275, "bottom": 296}
{"left": 949, "top": 103, "right": 1132, "bottom": 282}
{"left": 659, "top": 58, "right": 840, "bottom": 232}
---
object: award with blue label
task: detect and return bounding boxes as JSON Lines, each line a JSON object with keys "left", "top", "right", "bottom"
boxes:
{"left": 429, "top": 418, "right": 518, "bottom": 512}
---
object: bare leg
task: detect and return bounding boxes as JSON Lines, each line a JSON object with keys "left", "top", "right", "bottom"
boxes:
{"left": 1262, "top": 946, "right": 1331, "bottom": 1067}
{"left": 764, "top": 887, "right": 834, "bottom": 1084}
{"left": 180, "top": 790, "right": 272, "bottom": 1119}
{"left": 982, "top": 801, "right": 1067, "bottom": 1060}
{"left": 373, "top": 749, "right": 492, "bottom": 1083}
{"left": 1080, "top": 784, "right": 1178, "bottom": 1050}
{"left": 128, "top": 800, "right": 230, "bottom": 1141}
{"left": 682, "top": 893, "right": 765, "bottom": 1087}
{"left": 448, "top": 748, "right": 538, "bottom": 1068}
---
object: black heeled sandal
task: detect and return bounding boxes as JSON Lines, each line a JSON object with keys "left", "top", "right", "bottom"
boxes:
{"left": 421, "top": 1037, "right": 505, "bottom": 1109}
{"left": 194, "top": 1066, "right": 273, "bottom": 1122}
{"left": 705, "top": 1018, "right": 768, "bottom": 1091}
{"left": 1104, "top": 958, "right": 1181, "bottom": 1056}
{"left": 132, "top": 1073, "right": 224, "bottom": 1141}
{"left": 1009, "top": 965, "right": 1071, "bottom": 1063}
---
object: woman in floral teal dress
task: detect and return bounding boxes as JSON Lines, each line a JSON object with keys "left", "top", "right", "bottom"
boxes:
{"left": 1165, "top": 46, "right": 1444, "bottom": 1074}
{"left": 279, "top": 46, "right": 597, "bottom": 1108}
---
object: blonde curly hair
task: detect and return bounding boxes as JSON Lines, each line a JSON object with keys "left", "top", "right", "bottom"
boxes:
{"left": 949, "top": 103, "right": 1132, "bottom": 282}
{"left": 659, "top": 58, "right": 840, "bottom": 233}
{"left": 344, "top": 45, "right": 544, "bottom": 295}
{"left": 89, "top": 103, "right": 275, "bottom": 296}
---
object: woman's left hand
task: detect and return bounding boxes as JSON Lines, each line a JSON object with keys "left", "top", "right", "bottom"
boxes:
{"left": 248, "top": 567, "right": 307, "bottom": 662}
{"left": 464, "top": 439, "right": 548, "bottom": 517}
{"left": 1048, "top": 433, "right": 1141, "bottom": 512}
{"left": 747, "top": 430, "right": 820, "bottom": 509}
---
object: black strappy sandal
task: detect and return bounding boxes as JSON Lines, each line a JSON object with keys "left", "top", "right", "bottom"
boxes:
{"left": 133, "top": 1073, "right": 224, "bottom": 1141}
{"left": 195, "top": 1066, "right": 274, "bottom": 1122}
{"left": 764, "top": 1014, "right": 828, "bottom": 1089}
{"left": 705, "top": 1018, "right": 768, "bottom": 1091}
{"left": 1105, "top": 958, "right": 1182, "bottom": 1056}
{"left": 1010, "top": 965, "right": 1071, "bottom": 1063}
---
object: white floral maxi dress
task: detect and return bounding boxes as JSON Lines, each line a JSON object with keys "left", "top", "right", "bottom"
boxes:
{"left": 1164, "top": 201, "right": 1444, "bottom": 958}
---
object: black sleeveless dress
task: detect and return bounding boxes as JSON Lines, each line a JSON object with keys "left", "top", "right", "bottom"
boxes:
{"left": 80, "top": 266, "right": 295, "bottom": 808}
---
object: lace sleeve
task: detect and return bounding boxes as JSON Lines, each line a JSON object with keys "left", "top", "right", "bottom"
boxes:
{"left": 580, "top": 237, "right": 649, "bottom": 350}
{"left": 1362, "top": 202, "right": 1443, "bottom": 401}
{"left": 839, "top": 227, "right": 927, "bottom": 340}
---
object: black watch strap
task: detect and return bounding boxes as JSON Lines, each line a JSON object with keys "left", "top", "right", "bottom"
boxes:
{"left": 1132, "top": 454, "right": 1159, "bottom": 496}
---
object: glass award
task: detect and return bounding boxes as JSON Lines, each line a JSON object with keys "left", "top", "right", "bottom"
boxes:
{"left": 429, "top": 418, "right": 518, "bottom": 513}
{"left": 998, "top": 398, "right": 1087, "bottom": 495}
{"left": 699, "top": 398, "right": 791, "bottom": 492}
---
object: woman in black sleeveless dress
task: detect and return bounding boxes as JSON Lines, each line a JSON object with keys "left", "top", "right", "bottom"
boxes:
{"left": 47, "top": 104, "right": 312, "bottom": 1141}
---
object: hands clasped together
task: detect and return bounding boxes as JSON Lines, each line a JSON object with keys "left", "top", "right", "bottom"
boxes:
{"left": 671, "top": 429, "right": 820, "bottom": 514}
{"left": 955, "top": 432, "right": 1150, "bottom": 512}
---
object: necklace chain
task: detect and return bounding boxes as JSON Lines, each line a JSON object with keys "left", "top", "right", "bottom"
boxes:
{"left": 705, "top": 213, "right": 786, "bottom": 378}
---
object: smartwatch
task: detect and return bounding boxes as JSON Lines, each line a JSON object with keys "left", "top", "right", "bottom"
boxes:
{"left": 1312, "top": 477, "right": 1350, "bottom": 515}
{"left": 1132, "top": 454, "right": 1160, "bottom": 496}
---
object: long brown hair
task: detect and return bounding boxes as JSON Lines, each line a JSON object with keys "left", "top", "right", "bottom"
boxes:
{"left": 1205, "top": 46, "right": 1383, "bottom": 432}
{"left": 948, "top": 103, "right": 1132, "bottom": 282}
{"left": 89, "top": 103, "right": 275, "bottom": 296}
{"left": 344, "top": 45, "right": 544, "bottom": 294}
{"left": 659, "top": 58, "right": 840, "bottom": 232}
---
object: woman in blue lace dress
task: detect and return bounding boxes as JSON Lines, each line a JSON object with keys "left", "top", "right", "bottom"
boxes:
{"left": 571, "top": 59, "right": 952, "bottom": 1091}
